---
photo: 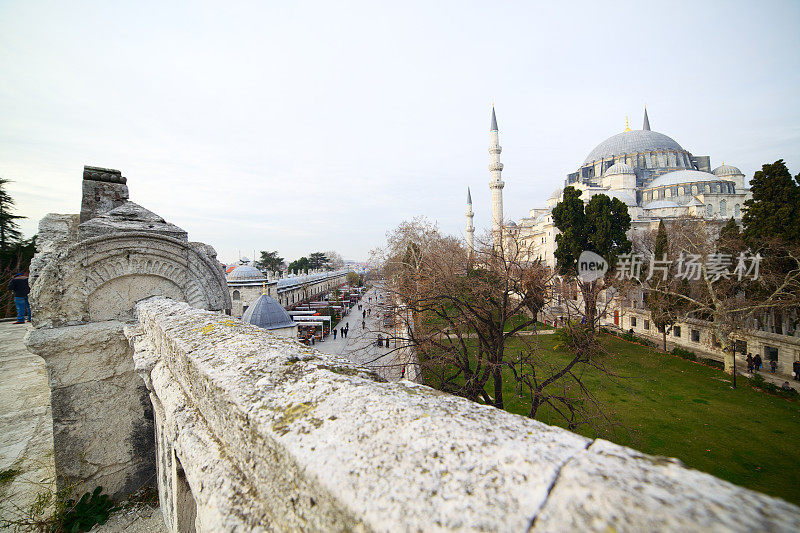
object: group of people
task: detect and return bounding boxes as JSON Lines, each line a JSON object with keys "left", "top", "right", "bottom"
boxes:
{"left": 376, "top": 333, "right": 391, "bottom": 348}
{"left": 746, "top": 353, "right": 778, "bottom": 374}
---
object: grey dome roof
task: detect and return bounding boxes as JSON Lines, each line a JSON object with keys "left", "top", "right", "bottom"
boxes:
{"left": 712, "top": 164, "right": 743, "bottom": 177}
{"left": 227, "top": 265, "right": 265, "bottom": 281}
{"left": 603, "top": 162, "right": 635, "bottom": 176}
{"left": 584, "top": 130, "right": 684, "bottom": 165}
{"left": 646, "top": 169, "right": 725, "bottom": 189}
{"left": 643, "top": 200, "right": 681, "bottom": 209}
{"left": 242, "top": 294, "right": 295, "bottom": 330}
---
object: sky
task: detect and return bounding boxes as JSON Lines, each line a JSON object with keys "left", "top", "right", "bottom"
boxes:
{"left": 1, "top": 0, "right": 798, "bottom": 263}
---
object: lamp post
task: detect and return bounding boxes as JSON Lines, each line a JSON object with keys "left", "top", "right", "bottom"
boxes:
{"left": 731, "top": 341, "right": 737, "bottom": 389}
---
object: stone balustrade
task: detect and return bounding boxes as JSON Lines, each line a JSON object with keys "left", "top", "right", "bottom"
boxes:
{"left": 128, "top": 297, "right": 800, "bottom": 532}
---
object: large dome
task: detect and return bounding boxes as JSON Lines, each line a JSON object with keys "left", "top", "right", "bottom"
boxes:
{"left": 584, "top": 130, "right": 685, "bottom": 165}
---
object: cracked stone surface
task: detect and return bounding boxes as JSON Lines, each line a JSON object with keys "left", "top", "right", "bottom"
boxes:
{"left": 130, "top": 298, "right": 800, "bottom": 532}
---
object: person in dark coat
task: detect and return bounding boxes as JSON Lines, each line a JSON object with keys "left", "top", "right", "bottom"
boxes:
{"left": 793, "top": 360, "right": 800, "bottom": 381}
{"left": 754, "top": 354, "right": 763, "bottom": 372}
{"left": 8, "top": 272, "right": 31, "bottom": 324}
{"left": 746, "top": 354, "right": 754, "bottom": 373}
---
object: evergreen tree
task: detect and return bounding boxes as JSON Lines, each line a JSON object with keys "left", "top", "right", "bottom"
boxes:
{"left": 0, "top": 178, "right": 24, "bottom": 252}
{"left": 645, "top": 219, "right": 681, "bottom": 351}
{"left": 308, "top": 252, "right": 329, "bottom": 270}
{"left": 552, "top": 186, "right": 631, "bottom": 327}
{"left": 742, "top": 160, "right": 800, "bottom": 245}
{"left": 255, "top": 250, "right": 283, "bottom": 271}
{"left": 287, "top": 256, "right": 310, "bottom": 274}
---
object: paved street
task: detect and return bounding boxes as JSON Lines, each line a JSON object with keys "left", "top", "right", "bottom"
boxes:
{"left": 0, "top": 321, "right": 56, "bottom": 530}
{"left": 313, "top": 286, "right": 409, "bottom": 381}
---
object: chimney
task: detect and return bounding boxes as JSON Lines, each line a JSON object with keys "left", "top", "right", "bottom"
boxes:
{"left": 80, "top": 166, "right": 129, "bottom": 222}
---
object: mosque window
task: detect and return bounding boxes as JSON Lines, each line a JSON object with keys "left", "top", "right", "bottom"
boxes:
{"left": 705, "top": 184, "right": 711, "bottom": 193}
{"left": 665, "top": 188, "right": 671, "bottom": 198}
{"left": 734, "top": 204, "right": 741, "bottom": 217}
{"left": 706, "top": 204, "right": 713, "bottom": 216}
{"left": 678, "top": 186, "right": 685, "bottom": 195}
{"left": 668, "top": 153, "right": 676, "bottom": 167}
{"left": 692, "top": 184, "right": 698, "bottom": 195}
{"left": 232, "top": 290, "right": 240, "bottom": 301}
{"left": 645, "top": 153, "right": 653, "bottom": 167}
{"left": 720, "top": 200, "right": 727, "bottom": 217}
{"left": 671, "top": 187, "right": 678, "bottom": 197}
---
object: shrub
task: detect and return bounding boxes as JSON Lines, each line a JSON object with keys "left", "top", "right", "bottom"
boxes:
{"left": 59, "top": 486, "right": 117, "bottom": 532}
{"left": 671, "top": 347, "right": 697, "bottom": 361}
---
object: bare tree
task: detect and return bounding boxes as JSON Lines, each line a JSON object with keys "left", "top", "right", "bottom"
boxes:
{"left": 643, "top": 216, "right": 800, "bottom": 374}
{"left": 374, "top": 218, "right": 619, "bottom": 431}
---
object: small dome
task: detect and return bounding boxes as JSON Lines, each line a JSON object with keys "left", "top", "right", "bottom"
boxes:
{"left": 643, "top": 200, "right": 681, "bottom": 210}
{"left": 604, "top": 162, "right": 635, "bottom": 176}
{"left": 712, "top": 164, "right": 743, "bottom": 177}
{"left": 506, "top": 220, "right": 517, "bottom": 227}
{"left": 242, "top": 294, "right": 295, "bottom": 330}
{"left": 227, "top": 265, "right": 265, "bottom": 281}
{"left": 646, "top": 169, "right": 722, "bottom": 189}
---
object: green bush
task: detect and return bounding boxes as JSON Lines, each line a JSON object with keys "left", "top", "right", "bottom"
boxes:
{"left": 671, "top": 347, "right": 697, "bottom": 361}
{"left": 620, "top": 330, "right": 656, "bottom": 348}
{"left": 748, "top": 373, "right": 800, "bottom": 399}
{"left": 58, "top": 486, "right": 117, "bottom": 532}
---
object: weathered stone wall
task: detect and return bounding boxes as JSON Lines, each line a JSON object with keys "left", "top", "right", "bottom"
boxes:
{"left": 25, "top": 167, "right": 231, "bottom": 499}
{"left": 130, "top": 297, "right": 800, "bottom": 533}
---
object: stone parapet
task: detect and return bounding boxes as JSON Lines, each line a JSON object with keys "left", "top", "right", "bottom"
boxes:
{"left": 130, "top": 297, "right": 800, "bottom": 532}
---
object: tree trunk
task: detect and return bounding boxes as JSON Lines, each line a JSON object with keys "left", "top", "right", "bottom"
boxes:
{"left": 493, "top": 365, "right": 504, "bottom": 409}
{"left": 662, "top": 330, "right": 667, "bottom": 352}
{"left": 723, "top": 347, "right": 735, "bottom": 375}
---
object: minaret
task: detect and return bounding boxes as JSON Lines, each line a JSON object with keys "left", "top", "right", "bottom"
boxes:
{"left": 489, "top": 106, "right": 505, "bottom": 249}
{"left": 643, "top": 106, "right": 651, "bottom": 131}
{"left": 466, "top": 187, "right": 475, "bottom": 258}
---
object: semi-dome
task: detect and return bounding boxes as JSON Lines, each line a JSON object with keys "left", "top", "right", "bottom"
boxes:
{"left": 242, "top": 293, "right": 295, "bottom": 330}
{"left": 603, "top": 162, "right": 635, "bottom": 176}
{"left": 712, "top": 164, "right": 743, "bottom": 177}
{"left": 227, "top": 264, "right": 265, "bottom": 281}
{"left": 584, "top": 130, "right": 685, "bottom": 165}
{"left": 603, "top": 190, "right": 638, "bottom": 207}
{"left": 646, "top": 169, "right": 722, "bottom": 189}
{"left": 643, "top": 200, "right": 681, "bottom": 210}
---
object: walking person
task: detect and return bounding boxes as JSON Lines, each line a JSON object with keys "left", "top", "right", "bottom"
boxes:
{"left": 770, "top": 359, "right": 777, "bottom": 374}
{"left": 746, "top": 354, "right": 754, "bottom": 373}
{"left": 754, "top": 354, "right": 763, "bottom": 373}
{"left": 363, "top": 310, "right": 366, "bottom": 319}
{"left": 8, "top": 272, "right": 31, "bottom": 324}
{"left": 332, "top": 328, "right": 337, "bottom": 340}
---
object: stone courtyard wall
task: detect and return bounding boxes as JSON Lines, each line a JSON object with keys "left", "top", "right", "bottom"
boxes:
{"left": 25, "top": 167, "right": 231, "bottom": 499}
{"left": 129, "top": 297, "right": 800, "bottom": 532}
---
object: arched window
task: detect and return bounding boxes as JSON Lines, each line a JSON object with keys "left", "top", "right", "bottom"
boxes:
{"left": 705, "top": 184, "right": 711, "bottom": 193}
{"left": 734, "top": 204, "right": 741, "bottom": 218}
{"left": 232, "top": 290, "right": 240, "bottom": 301}
{"left": 665, "top": 188, "right": 671, "bottom": 198}
{"left": 720, "top": 199, "right": 727, "bottom": 217}
{"left": 692, "top": 184, "right": 698, "bottom": 195}
{"left": 706, "top": 204, "right": 713, "bottom": 217}
{"left": 678, "top": 186, "right": 685, "bottom": 195}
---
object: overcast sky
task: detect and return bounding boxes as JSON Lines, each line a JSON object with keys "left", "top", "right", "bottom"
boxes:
{"left": 1, "top": 1, "right": 798, "bottom": 263}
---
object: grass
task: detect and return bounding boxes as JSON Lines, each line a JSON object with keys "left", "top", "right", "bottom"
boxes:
{"left": 420, "top": 331, "right": 800, "bottom": 505}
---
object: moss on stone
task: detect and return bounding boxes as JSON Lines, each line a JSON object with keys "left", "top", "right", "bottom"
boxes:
{"left": 272, "top": 402, "right": 316, "bottom": 436}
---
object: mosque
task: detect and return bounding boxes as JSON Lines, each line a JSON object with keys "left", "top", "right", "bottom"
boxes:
{"left": 471, "top": 107, "right": 753, "bottom": 267}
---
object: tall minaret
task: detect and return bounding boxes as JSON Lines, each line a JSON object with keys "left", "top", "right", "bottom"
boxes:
{"left": 489, "top": 106, "right": 505, "bottom": 248}
{"left": 466, "top": 187, "right": 475, "bottom": 257}
{"left": 643, "top": 106, "right": 651, "bottom": 131}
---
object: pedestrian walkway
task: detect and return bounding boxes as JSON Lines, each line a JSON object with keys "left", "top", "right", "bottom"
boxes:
{"left": 0, "top": 321, "right": 56, "bottom": 529}
{"left": 313, "top": 286, "right": 406, "bottom": 381}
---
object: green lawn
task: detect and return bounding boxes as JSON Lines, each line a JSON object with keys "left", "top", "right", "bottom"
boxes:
{"left": 420, "top": 331, "right": 800, "bottom": 505}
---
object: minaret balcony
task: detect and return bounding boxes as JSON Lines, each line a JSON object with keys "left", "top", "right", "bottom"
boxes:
{"left": 489, "top": 162, "right": 504, "bottom": 171}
